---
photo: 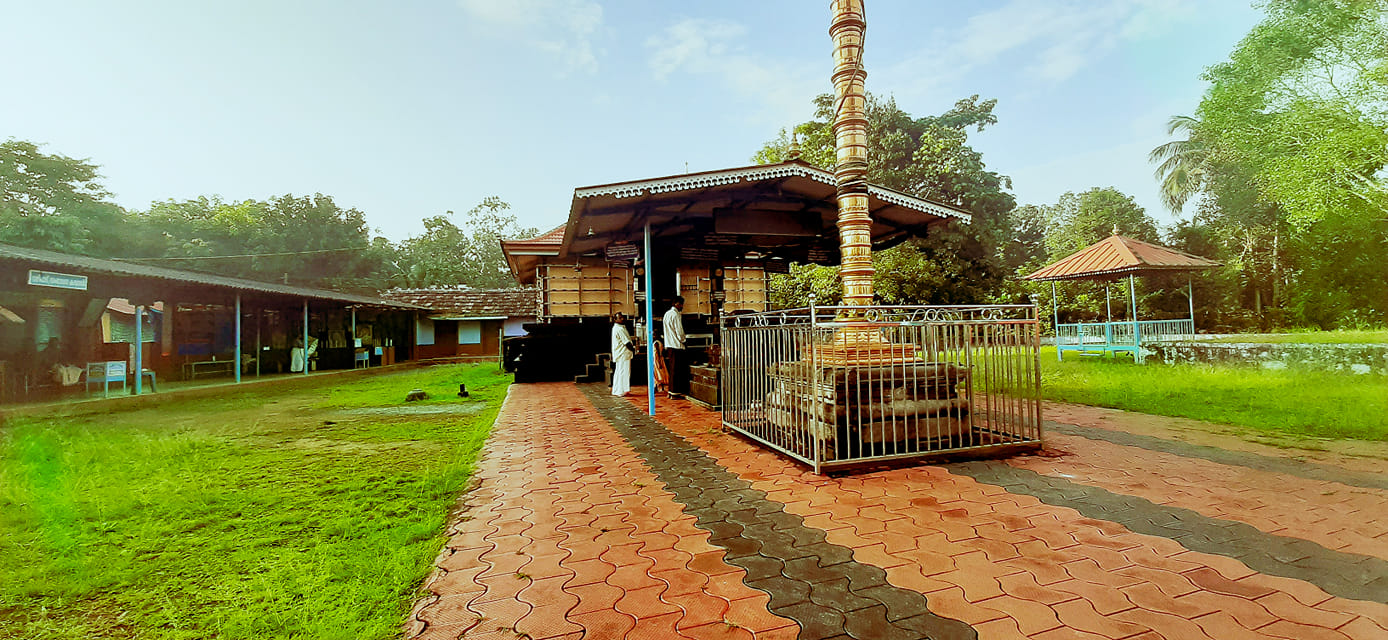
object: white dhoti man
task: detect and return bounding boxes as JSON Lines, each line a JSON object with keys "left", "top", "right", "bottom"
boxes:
{"left": 611, "top": 321, "right": 634, "bottom": 396}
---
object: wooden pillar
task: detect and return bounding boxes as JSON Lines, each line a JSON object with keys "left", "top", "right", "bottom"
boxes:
{"left": 234, "top": 294, "right": 242, "bottom": 384}
{"left": 302, "top": 299, "right": 309, "bottom": 376}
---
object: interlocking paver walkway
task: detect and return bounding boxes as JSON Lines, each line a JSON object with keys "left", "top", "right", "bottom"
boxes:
{"left": 410, "top": 383, "right": 1388, "bottom": 639}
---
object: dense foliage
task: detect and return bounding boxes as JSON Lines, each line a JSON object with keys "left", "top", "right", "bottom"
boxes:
{"left": 756, "top": 94, "right": 1018, "bottom": 308}
{"left": 1148, "top": 0, "right": 1388, "bottom": 329}
{"left": 0, "top": 139, "right": 533, "bottom": 292}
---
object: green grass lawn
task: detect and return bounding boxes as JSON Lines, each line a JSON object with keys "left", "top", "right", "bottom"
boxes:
{"left": 1041, "top": 349, "right": 1388, "bottom": 441}
{"left": 1205, "top": 329, "right": 1388, "bottom": 344}
{"left": 0, "top": 363, "right": 510, "bottom": 640}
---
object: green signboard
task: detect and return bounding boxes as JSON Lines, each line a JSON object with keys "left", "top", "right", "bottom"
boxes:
{"left": 28, "top": 269, "right": 88, "bottom": 291}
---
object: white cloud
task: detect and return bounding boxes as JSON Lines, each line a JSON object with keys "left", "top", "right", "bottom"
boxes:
{"left": 878, "top": 0, "right": 1198, "bottom": 97}
{"left": 644, "top": 18, "right": 820, "bottom": 123}
{"left": 458, "top": 0, "right": 604, "bottom": 74}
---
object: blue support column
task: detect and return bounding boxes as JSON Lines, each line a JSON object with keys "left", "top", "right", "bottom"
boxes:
{"left": 644, "top": 220, "right": 656, "bottom": 417}
{"left": 134, "top": 304, "right": 143, "bottom": 394}
{"left": 1129, "top": 274, "right": 1142, "bottom": 363}
{"left": 1051, "top": 282, "right": 1061, "bottom": 362}
{"left": 234, "top": 294, "right": 242, "bottom": 384}
{"left": 303, "top": 299, "right": 309, "bottom": 376}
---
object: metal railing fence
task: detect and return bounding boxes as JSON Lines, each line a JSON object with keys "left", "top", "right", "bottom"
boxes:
{"left": 721, "top": 304, "right": 1043, "bottom": 473}
{"left": 1055, "top": 318, "right": 1195, "bottom": 348}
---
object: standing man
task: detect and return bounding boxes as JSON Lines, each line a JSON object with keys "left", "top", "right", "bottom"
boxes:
{"left": 610, "top": 312, "right": 634, "bottom": 396}
{"left": 662, "top": 296, "right": 688, "bottom": 399}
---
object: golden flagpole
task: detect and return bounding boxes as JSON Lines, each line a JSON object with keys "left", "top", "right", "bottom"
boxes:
{"left": 822, "top": 0, "right": 918, "bottom": 366}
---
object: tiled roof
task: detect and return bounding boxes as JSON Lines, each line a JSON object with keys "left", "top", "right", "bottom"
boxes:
{"left": 0, "top": 243, "right": 426, "bottom": 308}
{"left": 1024, "top": 235, "right": 1221, "bottom": 282}
{"left": 381, "top": 287, "right": 538, "bottom": 318}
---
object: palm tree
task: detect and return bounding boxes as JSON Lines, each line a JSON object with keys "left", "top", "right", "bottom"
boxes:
{"left": 1148, "top": 115, "right": 1208, "bottom": 214}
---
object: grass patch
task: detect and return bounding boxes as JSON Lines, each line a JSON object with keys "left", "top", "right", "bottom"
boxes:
{"left": 0, "top": 363, "right": 510, "bottom": 640}
{"left": 1041, "top": 349, "right": 1388, "bottom": 441}
{"left": 1205, "top": 329, "right": 1388, "bottom": 344}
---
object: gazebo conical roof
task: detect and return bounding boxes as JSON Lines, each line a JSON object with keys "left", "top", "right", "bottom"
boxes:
{"left": 1024, "top": 235, "right": 1220, "bottom": 282}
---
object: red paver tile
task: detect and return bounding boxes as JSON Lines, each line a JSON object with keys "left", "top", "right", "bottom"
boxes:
{"left": 472, "top": 572, "right": 531, "bottom": 604}
{"left": 515, "top": 602, "right": 583, "bottom": 640}
{"left": 1180, "top": 566, "right": 1276, "bottom": 599}
{"left": 568, "top": 609, "right": 637, "bottom": 638}
{"left": 1121, "top": 577, "right": 1221, "bottom": 619}
{"left": 1030, "top": 628, "right": 1109, "bottom": 640}
{"left": 1175, "top": 589, "right": 1278, "bottom": 630}
{"left": 1316, "top": 598, "right": 1388, "bottom": 631}
{"left": 1338, "top": 616, "right": 1388, "bottom": 639}
{"left": 1254, "top": 592, "right": 1355, "bottom": 629}
{"left": 725, "top": 594, "right": 797, "bottom": 635}
{"left": 971, "top": 617, "right": 1030, "bottom": 640}
{"left": 1010, "top": 432, "right": 1388, "bottom": 562}
{"left": 976, "top": 595, "right": 1063, "bottom": 636}
{"left": 563, "top": 557, "right": 615, "bottom": 587}
{"left": 1191, "top": 611, "right": 1278, "bottom": 640}
{"left": 668, "top": 592, "right": 732, "bottom": 630}
{"left": 565, "top": 581, "right": 624, "bottom": 615}
{"left": 629, "top": 609, "right": 692, "bottom": 638}
{"left": 1243, "top": 574, "right": 1334, "bottom": 607}
{"left": 1113, "top": 564, "right": 1199, "bottom": 599}
{"left": 1258, "top": 619, "right": 1356, "bottom": 640}
{"left": 688, "top": 550, "right": 741, "bottom": 577}
{"left": 924, "top": 587, "right": 1009, "bottom": 625}
{"left": 1052, "top": 598, "right": 1149, "bottom": 639}
{"left": 614, "top": 584, "right": 681, "bottom": 620}
{"left": 467, "top": 597, "right": 532, "bottom": 637}
{"left": 685, "top": 621, "right": 756, "bottom": 640}
{"left": 1114, "top": 607, "right": 1223, "bottom": 640}
{"left": 416, "top": 594, "right": 482, "bottom": 630}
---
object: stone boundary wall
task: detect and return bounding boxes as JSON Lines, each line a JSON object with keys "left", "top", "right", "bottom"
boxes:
{"left": 1146, "top": 341, "right": 1388, "bottom": 375}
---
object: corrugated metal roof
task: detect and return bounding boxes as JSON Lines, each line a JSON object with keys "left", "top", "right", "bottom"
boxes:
{"left": 571, "top": 161, "right": 970, "bottom": 222}
{"left": 501, "top": 160, "right": 974, "bottom": 285}
{"left": 1024, "top": 235, "right": 1221, "bottom": 281}
{"left": 1, "top": 243, "right": 426, "bottom": 309}
{"left": 380, "top": 287, "right": 538, "bottom": 318}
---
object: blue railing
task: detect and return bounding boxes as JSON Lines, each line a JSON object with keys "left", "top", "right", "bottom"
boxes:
{"left": 1055, "top": 318, "right": 1195, "bottom": 362}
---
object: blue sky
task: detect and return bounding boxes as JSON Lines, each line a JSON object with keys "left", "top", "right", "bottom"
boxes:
{"left": 2, "top": 1, "right": 1262, "bottom": 244}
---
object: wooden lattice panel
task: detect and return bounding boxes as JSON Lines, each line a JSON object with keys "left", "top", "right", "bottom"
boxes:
{"left": 540, "top": 264, "right": 634, "bottom": 318}
{"left": 723, "top": 266, "right": 768, "bottom": 313}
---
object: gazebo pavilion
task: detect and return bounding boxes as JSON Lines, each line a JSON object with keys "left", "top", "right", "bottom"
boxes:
{"left": 1024, "top": 234, "right": 1221, "bottom": 363}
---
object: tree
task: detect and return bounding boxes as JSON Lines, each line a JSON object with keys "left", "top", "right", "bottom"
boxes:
{"left": 125, "top": 194, "right": 398, "bottom": 292}
{"left": 1198, "top": 0, "right": 1388, "bottom": 229}
{"left": 1162, "top": 0, "right": 1388, "bottom": 328}
{"left": 1043, "top": 187, "right": 1160, "bottom": 259}
{"left": 755, "top": 94, "right": 1017, "bottom": 306}
{"left": 395, "top": 197, "right": 537, "bottom": 289}
{"left": 1148, "top": 115, "right": 1209, "bottom": 214}
{"left": 0, "top": 139, "right": 125, "bottom": 254}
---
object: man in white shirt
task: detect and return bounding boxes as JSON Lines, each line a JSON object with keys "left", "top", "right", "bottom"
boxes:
{"left": 610, "top": 312, "right": 634, "bottom": 396}
{"left": 661, "top": 296, "right": 688, "bottom": 398}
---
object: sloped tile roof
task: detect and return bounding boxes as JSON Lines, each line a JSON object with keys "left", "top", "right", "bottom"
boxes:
{"left": 381, "top": 287, "right": 538, "bottom": 318}
{"left": 1024, "top": 235, "right": 1221, "bottom": 282}
{"left": 0, "top": 242, "right": 425, "bottom": 308}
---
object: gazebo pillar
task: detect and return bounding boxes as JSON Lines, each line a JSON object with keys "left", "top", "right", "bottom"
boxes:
{"left": 1129, "top": 274, "right": 1140, "bottom": 353}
